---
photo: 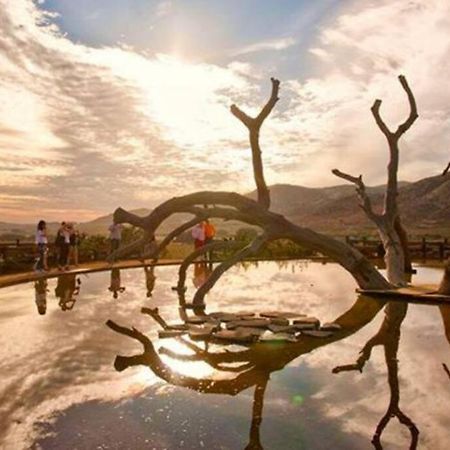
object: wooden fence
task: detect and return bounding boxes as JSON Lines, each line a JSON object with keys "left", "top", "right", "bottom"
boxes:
{"left": 346, "top": 236, "right": 450, "bottom": 260}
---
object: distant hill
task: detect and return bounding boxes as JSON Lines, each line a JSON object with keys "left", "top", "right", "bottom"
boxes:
{"left": 1, "top": 174, "right": 448, "bottom": 241}
{"left": 247, "top": 173, "right": 449, "bottom": 236}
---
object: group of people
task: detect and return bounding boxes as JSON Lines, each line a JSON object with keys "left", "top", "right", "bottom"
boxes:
{"left": 34, "top": 220, "right": 80, "bottom": 272}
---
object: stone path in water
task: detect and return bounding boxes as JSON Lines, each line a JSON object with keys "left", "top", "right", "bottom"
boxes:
{"left": 158, "top": 310, "right": 343, "bottom": 345}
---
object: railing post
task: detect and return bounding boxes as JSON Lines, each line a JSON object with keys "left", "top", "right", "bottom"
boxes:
{"left": 421, "top": 237, "right": 427, "bottom": 259}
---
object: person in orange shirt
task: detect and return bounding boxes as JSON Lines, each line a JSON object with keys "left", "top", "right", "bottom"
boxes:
{"left": 204, "top": 219, "right": 216, "bottom": 244}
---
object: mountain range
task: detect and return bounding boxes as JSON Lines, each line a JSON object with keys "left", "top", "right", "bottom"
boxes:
{"left": 1, "top": 173, "right": 448, "bottom": 239}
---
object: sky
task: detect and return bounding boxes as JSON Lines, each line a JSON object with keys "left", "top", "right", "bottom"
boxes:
{"left": 0, "top": 0, "right": 449, "bottom": 223}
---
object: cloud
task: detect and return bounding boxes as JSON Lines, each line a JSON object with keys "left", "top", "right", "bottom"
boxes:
{"left": 155, "top": 0, "right": 173, "bottom": 19}
{"left": 231, "top": 37, "right": 297, "bottom": 56}
{"left": 0, "top": 0, "right": 449, "bottom": 223}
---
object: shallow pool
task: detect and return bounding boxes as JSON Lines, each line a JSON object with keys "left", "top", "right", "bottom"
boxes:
{"left": 0, "top": 261, "right": 448, "bottom": 450}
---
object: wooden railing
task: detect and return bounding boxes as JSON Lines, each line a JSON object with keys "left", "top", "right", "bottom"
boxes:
{"left": 345, "top": 236, "right": 450, "bottom": 260}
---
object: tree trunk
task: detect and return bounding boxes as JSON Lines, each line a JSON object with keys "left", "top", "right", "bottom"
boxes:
{"left": 438, "top": 258, "right": 450, "bottom": 295}
{"left": 379, "top": 222, "right": 406, "bottom": 287}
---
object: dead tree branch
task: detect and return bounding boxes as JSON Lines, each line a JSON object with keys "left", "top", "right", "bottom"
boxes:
{"left": 176, "top": 240, "right": 244, "bottom": 302}
{"left": 333, "top": 75, "right": 418, "bottom": 286}
{"left": 193, "top": 232, "right": 272, "bottom": 305}
{"left": 332, "top": 169, "right": 379, "bottom": 222}
{"left": 443, "top": 162, "right": 450, "bottom": 176}
{"left": 230, "top": 78, "right": 280, "bottom": 209}
{"left": 332, "top": 302, "right": 418, "bottom": 449}
{"left": 114, "top": 191, "right": 390, "bottom": 290}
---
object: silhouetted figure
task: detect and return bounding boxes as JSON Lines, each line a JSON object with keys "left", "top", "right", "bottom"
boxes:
{"left": 55, "top": 222, "right": 70, "bottom": 270}
{"left": 109, "top": 222, "right": 123, "bottom": 255}
{"left": 34, "top": 220, "right": 49, "bottom": 272}
{"left": 108, "top": 268, "right": 125, "bottom": 299}
{"left": 68, "top": 223, "right": 80, "bottom": 266}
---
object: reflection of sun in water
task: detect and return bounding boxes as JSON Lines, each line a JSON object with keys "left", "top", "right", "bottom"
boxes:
{"left": 158, "top": 339, "right": 216, "bottom": 378}
{"left": 132, "top": 339, "right": 216, "bottom": 386}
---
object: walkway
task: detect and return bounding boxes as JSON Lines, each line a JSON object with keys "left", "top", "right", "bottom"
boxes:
{"left": 0, "top": 259, "right": 183, "bottom": 289}
{"left": 358, "top": 284, "right": 450, "bottom": 305}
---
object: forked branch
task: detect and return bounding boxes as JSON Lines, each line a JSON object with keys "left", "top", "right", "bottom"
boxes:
{"left": 370, "top": 75, "right": 418, "bottom": 140}
{"left": 230, "top": 78, "right": 280, "bottom": 210}
{"left": 332, "top": 169, "right": 379, "bottom": 221}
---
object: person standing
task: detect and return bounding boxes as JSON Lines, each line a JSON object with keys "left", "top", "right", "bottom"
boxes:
{"left": 204, "top": 219, "right": 216, "bottom": 244}
{"left": 191, "top": 222, "right": 205, "bottom": 249}
{"left": 34, "top": 220, "right": 49, "bottom": 272}
{"left": 56, "top": 222, "right": 70, "bottom": 270}
{"left": 68, "top": 224, "right": 80, "bottom": 266}
{"left": 109, "top": 221, "right": 123, "bottom": 254}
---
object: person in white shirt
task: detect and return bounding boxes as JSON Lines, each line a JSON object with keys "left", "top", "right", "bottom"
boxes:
{"left": 192, "top": 222, "right": 206, "bottom": 249}
{"left": 109, "top": 222, "right": 123, "bottom": 254}
{"left": 34, "top": 220, "right": 48, "bottom": 272}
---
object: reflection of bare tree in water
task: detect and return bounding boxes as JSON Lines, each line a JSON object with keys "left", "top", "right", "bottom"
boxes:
{"left": 107, "top": 295, "right": 386, "bottom": 449}
{"left": 332, "top": 302, "right": 419, "bottom": 449}
{"left": 439, "top": 305, "right": 450, "bottom": 381}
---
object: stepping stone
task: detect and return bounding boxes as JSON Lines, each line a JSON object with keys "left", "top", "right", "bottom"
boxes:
{"left": 260, "top": 311, "right": 306, "bottom": 319}
{"left": 188, "top": 322, "right": 220, "bottom": 332}
{"left": 208, "top": 312, "right": 238, "bottom": 322}
{"left": 268, "top": 324, "right": 297, "bottom": 334}
{"left": 226, "top": 319, "right": 270, "bottom": 330}
{"left": 293, "top": 317, "right": 320, "bottom": 327}
{"left": 214, "top": 329, "right": 256, "bottom": 343}
{"left": 188, "top": 328, "right": 213, "bottom": 341}
{"left": 259, "top": 331, "right": 297, "bottom": 343}
{"left": 235, "top": 327, "right": 266, "bottom": 336}
{"left": 269, "top": 317, "right": 290, "bottom": 326}
{"left": 185, "top": 316, "right": 208, "bottom": 324}
{"left": 166, "top": 323, "right": 189, "bottom": 331}
{"left": 320, "top": 322, "right": 342, "bottom": 332}
{"left": 301, "top": 330, "right": 334, "bottom": 338}
{"left": 158, "top": 329, "right": 186, "bottom": 339}
{"left": 234, "top": 311, "right": 256, "bottom": 318}
{"left": 293, "top": 323, "right": 317, "bottom": 331}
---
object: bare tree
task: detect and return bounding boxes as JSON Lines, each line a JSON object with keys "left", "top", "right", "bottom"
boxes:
{"left": 443, "top": 161, "right": 450, "bottom": 176}
{"left": 333, "top": 75, "right": 418, "bottom": 286}
{"left": 113, "top": 78, "right": 392, "bottom": 296}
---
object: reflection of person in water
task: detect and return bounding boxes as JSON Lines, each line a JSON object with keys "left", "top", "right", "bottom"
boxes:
{"left": 55, "top": 273, "right": 81, "bottom": 311}
{"left": 108, "top": 268, "right": 126, "bottom": 299}
{"left": 192, "top": 261, "right": 212, "bottom": 289}
{"left": 34, "top": 278, "right": 49, "bottom": 315}
{"left": 144, "top": 265, "right": 156, "bottom": 297}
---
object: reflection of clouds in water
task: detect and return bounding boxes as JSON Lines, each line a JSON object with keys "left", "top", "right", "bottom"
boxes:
{"left": 302, "top": 301, "right": 450, "bottom": 450}
{"left": 0, "top": 262, "right": 448, "bottom": 449}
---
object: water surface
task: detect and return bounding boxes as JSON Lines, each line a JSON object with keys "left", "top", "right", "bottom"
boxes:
{"left": 0, "top": 261, "right": 448, "bottom": 449}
